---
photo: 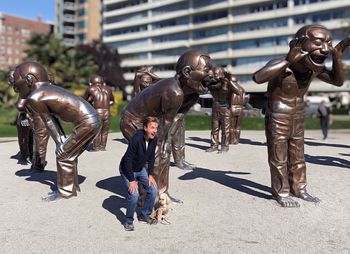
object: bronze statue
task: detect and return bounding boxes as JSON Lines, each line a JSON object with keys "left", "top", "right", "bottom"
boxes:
{"left": 120, "top": 50, "right": 213, "bottom": 194}
{"left": 132, "top": 67, "right": 193, "bottom": 170}
{"left": 83, "top": 75, "right": 114, "bottom": 151}
{"left": 9, "top": 70, "right": 49, "bottom": 170}
{"left": 14, "top": 110, "right": 33, "bottom": 164}
{"left": 229, "top": 76, "right": 246, "bottom": 145}
{"left": 132, "top": 66, "right": 160, "bottom": 96}
{"left": 206, "top": 67, "right": 243, "bottom": 153}
{"left": 12, "top": 61, "right": 101, "bottom": 201}
{"left": 253, "top": 24, "right": 350, "bottom": 207}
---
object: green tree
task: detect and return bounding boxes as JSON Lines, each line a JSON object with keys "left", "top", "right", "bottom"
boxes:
{"left": 25, "top": 34, "right": 98, "bottom": 88}
{"left": 0, "top": 70, "right": 17, "bottom": 109}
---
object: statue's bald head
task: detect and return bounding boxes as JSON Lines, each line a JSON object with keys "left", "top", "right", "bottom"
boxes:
{"left": 176, "top": 50, "right": 210, "bottom": 74}
{"left": 294, "top": 24, "right": 329, "bottom": 40}
{"left": 14, "top": 61, "right": 49, "bottom": 83}
{"left": 89, "top": 74, "right": 104, "bottom": 86}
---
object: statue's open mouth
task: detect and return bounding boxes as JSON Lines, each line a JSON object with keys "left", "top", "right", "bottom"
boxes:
{"left": 309, "top": 54, "right": 327, "bottom": 66}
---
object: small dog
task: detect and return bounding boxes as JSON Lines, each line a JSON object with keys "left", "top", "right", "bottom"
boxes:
{"left": 150, "top": 193, "right": 171, "bottom": 224}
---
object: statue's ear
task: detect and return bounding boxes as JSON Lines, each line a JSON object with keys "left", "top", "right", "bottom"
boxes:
{"left": 181, "top": 65, "right": 191, "bottom": 78}
{"left": 25, "top": 74, "right": 35, "bottom": 86}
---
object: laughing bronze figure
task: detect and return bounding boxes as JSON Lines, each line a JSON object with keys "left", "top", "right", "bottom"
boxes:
{"left": 83, "top": 75, "right": 114, "bottom": 151}
{"left": 120, "top": 50, "right": 213, "bottom": 195}
{"left": 13, "top": 61, "right": 101, "bottom": 201}
{"left": 253, "top": 24, "right": 350, "bottom": 207}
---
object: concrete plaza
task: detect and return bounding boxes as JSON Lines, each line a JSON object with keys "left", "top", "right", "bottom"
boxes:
{"left": 1, "top": 129, "right": 350, "bottom": 254}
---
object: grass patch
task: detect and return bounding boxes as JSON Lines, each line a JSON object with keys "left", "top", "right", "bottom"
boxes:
{"left": 1, "top": 107, "right": 350, "bottom": 137}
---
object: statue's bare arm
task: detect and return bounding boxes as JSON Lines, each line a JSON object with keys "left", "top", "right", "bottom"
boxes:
{"left": 253, "top": 38, "right": 309, "bottom": 84}
{"left": 318, "top": 37, "right": 350, "bottom": 86}
{"left": 27, "top": 98, "right": 64, "bottom": 145}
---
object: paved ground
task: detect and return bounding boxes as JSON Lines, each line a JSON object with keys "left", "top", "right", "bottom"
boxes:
{"left": 1, "top": 129, "right": 350, "bottom": 254}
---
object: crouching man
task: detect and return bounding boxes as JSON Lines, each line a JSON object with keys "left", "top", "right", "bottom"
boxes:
{"left": 119, "top": 117, "right": 159, "bottom": 231}
{"left": 12, "top": 61, "right": 101, "bottom": 201}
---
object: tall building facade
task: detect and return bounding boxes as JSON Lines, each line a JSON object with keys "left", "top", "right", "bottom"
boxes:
{"left": 102, "top": 0, "right": 350, "bottom": 93}
{"left": 0, "top": 13, "right": 52, "bottom": 71}
{"left": 55, "top": 0, "right": 102, "bottom": 46}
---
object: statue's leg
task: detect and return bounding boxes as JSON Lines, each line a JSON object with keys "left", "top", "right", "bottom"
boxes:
{"left": 266, "top": 114, "right": 299, "bottom": 208}
{"left": 229, "top": 108, "right": 239, "bottom": 145}
{"left": 100, "top": 111, "right": 111, "bottom": 150}
{"left": 289, "top": 116, "right": 320, "bottom": 203}
{"left": 172, "top": 115, "right": 194, "bottom": 170}
{"left": 43, "top": 120, "right": 100, "bottom": 202}
{"left": 120, "top": 110, "right": 141, "bottom": 141}
{"left": 219, "top": 108, "right": 230, "bottom": 153}
{"left": 32, "top": 117, "right": 49, "bottom": 172}
{"left": 207, "top": 108, "right": 219, "bottom": 152}
{"left": 235, "top": 108, "right": 243, "bottom": 143}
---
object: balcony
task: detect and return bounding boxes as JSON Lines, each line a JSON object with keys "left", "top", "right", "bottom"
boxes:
{"left": 64, "top": 14, "right": 76, "bottom": 22}
{"left": 64, "top": 27, "right": 76, "bottom": 35}
{"left": 64, "top": 2, "right": 75, "bottom": 11}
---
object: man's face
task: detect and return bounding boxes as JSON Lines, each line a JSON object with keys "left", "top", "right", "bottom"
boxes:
{"left": 12, "top": 69, "right": 32, "bottom": 99}
{"left": 144, "top": 121, "right": 158, "bottom": 140}
{"left": 186, "top": 56, "right": 213, "bottom": 94}
{"left": 301, "top": 28, "right": 333, "bottom": 72}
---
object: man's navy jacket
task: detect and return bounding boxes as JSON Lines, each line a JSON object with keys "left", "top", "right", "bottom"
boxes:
{"left": 120, "top": 129, "right": 157, "bottom": 181}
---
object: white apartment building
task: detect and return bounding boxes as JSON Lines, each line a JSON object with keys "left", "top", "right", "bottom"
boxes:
{"left": 102, "top": 0, "right": 350, "bottom": 93}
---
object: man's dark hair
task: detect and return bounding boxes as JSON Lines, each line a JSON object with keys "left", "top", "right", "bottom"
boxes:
{"left": 143, "top": 116, "right": 159, "bottom": 128}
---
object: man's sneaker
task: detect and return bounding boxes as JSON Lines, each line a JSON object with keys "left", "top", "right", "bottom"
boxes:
{"left": 123, "top": 222, "right": 134, "bottom": 231}
{"left": 138, "top": 216, "right": 152, "bottom": 224}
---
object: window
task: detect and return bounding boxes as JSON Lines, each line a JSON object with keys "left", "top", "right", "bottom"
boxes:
{"left": 104, "top": 25, "right": 147, "bottom": 37}
{"left": 77, "top": 20, "right": 86, "bottom": 29}
{"left": 193, "top": 26, "right": 228, "bottom": 39}
{"left": 152, "top": 32, "right": 188, "bottom": 43}
{"left": 77, "top": 8, "right": 86, "bottom": 16}
{"left": 193, "top": 0, "right": 225, "bottom": 9}
{"left": 78, "top": 34, "right": 86, "bottom": 41}
{"left": 193, "top": 10, "right": 227, "bottom": 24}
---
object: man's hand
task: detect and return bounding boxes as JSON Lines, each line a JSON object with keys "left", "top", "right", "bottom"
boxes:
{"left": 287, "top": 37, "right": 309, "bottom": 64}
{"left": 148, "top": 175, "right": 157, "bottom": 188}
{"left": 128, "top": 180, "right": 138, "bottom": 194}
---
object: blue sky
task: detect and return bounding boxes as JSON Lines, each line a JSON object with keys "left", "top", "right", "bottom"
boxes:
{"left": 0, "top": 0, "right": 54, "bottom": 23}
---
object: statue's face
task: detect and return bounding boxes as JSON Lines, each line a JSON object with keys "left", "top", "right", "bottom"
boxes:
{"left": 13, "top": 69, "right": 31, "bottom": 99}
{"left": 187, "top": 56, "right": 213, "bottom": 94}
{"left": 301, "top": 28, "right": 333, "bottom": 72}
{"left": 213, "top": 68, "right": 224, "bottom": 81}
{"left": 8, "top": 70, "right": 14, "bottom": 86}
{"left": 140, "top": 74, "right": 153, "bottom": 89}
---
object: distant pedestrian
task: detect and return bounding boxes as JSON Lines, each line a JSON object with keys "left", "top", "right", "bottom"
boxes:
{"left": 318, "top": 101, "right": 329, "bottom": 139}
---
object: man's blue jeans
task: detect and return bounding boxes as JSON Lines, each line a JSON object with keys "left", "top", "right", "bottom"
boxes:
{"left": 120, "top": 168, "right": 157, "bottom": 224}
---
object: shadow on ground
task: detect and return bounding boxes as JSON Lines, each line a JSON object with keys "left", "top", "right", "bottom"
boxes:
{"left": 179, "top": 167, "right": 272, "bottom": 200}
{"left": 305, "top": 140, "right": 350, "bottom": 149}
{"left": 96, "top": 176, "right": 128, "bottom": 224}
{"left": 15, "top": 168, "right": 86, "bottom": 192}
{"left": 305, "top": 154, "right": 350, "bottom": 169}
{"left": 112, "top": 138, "right": 128, "bottom": 144}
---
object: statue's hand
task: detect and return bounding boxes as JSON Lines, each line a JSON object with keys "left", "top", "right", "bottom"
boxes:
{"left": 20, "top": 119, "right": 30, "bottom": 127}
{"left": 334, "top": 37, "right": 350, "bottom": 58}
{"left": 161, "top": 141, "right": 171, "bottom": 159}
{"left": 55, "top": 143, "right": 65, "bottom": 158}
{"left": 287, "top": 37, "right": 309, "bottom": 64}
